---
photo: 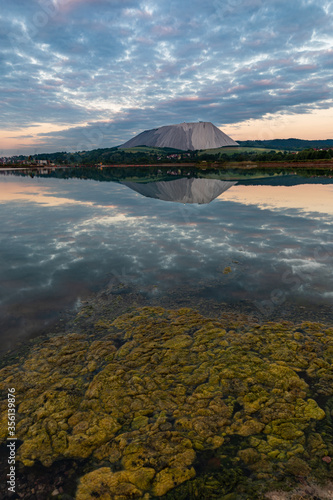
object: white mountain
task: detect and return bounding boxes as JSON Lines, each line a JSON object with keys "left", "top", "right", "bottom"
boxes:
{"left": 121, "top": 122, "right": 238, "bottom": 150}
{"left": 122, "top": 178, "right": 237, "bottom": 204}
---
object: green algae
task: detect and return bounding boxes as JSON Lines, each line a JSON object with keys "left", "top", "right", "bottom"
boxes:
{"left": 0, "top": 306, "right": 333, "bottom": 498}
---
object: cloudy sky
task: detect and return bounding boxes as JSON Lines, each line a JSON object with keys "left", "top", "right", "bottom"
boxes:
{"left": 1, "top": 0, "right": 333, "bottom": 154}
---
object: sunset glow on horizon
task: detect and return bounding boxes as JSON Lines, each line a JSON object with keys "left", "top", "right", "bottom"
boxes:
{"left": 1, "top": 0, "right": 333, "bottom": 155}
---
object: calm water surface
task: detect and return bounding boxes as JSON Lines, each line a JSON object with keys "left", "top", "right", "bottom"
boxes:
{"left": 0, "top": 167, "right": 332, "bottom": 353}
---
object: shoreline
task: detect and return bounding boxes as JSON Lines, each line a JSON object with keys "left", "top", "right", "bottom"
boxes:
{"left": 1, "top": 160, "right": 333, "bottom": 171}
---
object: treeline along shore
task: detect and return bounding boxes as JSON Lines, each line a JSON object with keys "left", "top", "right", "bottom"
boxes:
{"left": 2, "top": 137, "right": 333, "bottom": 168}
{"left": 1, "top": 160, "right": 333, "bottom": 171}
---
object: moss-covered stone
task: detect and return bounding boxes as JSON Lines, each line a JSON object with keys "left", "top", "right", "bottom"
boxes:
{"left": 76, "top": 467, "right": 153, "bottom": 500}
{"left": 152, "top": 466, "right": 196, "bottom": 496}
{"left": 0, "top": 306, "right": 332, "bottom": 498}
{"left": 284, "top": 456, "right": 312, "bottom": 476}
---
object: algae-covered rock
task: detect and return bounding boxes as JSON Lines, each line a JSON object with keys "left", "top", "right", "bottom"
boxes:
{"left": 0, "top": 306, "right": 332, "bottom": 499}
{"left": 284, "top": 456, "right": 312, "bottom": 476}
{"left": 234, "top": 419, "right": 265, "bottom": 436}
{"left": 152, "top": 466, "right": 196, "bottom": 496}
{"left": 265, "top": 421, "right": 305, "bottom": 440}
{"left": 76, "top": 467, "right": 155, "bottom": 500}
{"left": 237, "top": 447, "right": 261, "bottom": 465}
{"left": 131, "top": 416, "right": 149, "bottom": 430}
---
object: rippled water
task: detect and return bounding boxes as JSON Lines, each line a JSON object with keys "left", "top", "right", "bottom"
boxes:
{"left": 0, "top": 167, "right": 332, "bottom": 353}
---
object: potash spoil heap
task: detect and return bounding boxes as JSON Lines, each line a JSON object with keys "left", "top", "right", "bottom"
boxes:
{"left": 121, "top": 121, "right": 239, "bottom": 151}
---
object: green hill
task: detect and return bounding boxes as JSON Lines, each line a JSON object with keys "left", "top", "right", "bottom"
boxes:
{"left": 238, "top": 138, "right": 333, "bottom": 151}
{"left": 198, "top": 146, "right": 279, "bottom": 156}
{"left": 117, "top": 146, "right": 181, "bottom": 154}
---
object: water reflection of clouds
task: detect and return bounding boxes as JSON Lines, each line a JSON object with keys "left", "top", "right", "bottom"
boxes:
{"left": 0, "top": 178, "right": 123, "bottom": 210}
{"left": 221, "top": 185, "right": 333, "bottom": 217}
{"left": 0, "top": 181, "right": 97, "bottom": 207}
{"left": 0, "top": 175, "right": 333, "bottom": 351}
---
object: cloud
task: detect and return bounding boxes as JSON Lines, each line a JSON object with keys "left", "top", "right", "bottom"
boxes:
{"left": 1, "top": 0, "right": 333, "bottom": 153}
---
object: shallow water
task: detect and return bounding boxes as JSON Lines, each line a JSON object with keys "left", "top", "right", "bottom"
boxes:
{"left": 0, "top": 167, "right": 333, "bottom": 353}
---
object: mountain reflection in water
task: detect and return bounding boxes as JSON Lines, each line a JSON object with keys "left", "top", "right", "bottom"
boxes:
{"left": 0, "top": 167, "right": 333, "bottom": 354}
{"left": 122, "top": 178, "right": 237, "bottom": 204}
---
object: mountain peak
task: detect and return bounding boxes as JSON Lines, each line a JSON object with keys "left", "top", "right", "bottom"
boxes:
{"left": 121, "top": 122, "right": 238, "bottom": 151}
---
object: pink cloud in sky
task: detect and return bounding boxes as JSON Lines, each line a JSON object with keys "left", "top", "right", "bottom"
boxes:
{"left": 56, "top": 0, "right": 111, "bottom": 13}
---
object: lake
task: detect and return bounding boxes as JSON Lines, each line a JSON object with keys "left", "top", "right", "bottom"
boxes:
{"left": 0, "top": 166, "right": 333, "bottom": 499}
{"left": 1, "top": 166, "right": 332, "bottom": 354}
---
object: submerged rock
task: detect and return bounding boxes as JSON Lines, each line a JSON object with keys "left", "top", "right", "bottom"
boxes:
{"left": 0, "top": 306, "right": 332, "bottom": 498}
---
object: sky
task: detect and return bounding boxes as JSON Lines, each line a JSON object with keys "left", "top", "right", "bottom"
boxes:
{"left": 1, "top": 0, "right": 333, "bottom": 155}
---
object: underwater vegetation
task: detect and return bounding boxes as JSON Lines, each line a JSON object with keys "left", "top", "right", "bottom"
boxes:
{"left": 0, "top": 306, "right": 333, "bottom": 499}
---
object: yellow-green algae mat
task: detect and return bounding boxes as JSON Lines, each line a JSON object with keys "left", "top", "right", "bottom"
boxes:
{"left": 1, "top": 306, "right": 333, "bottom": 499}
